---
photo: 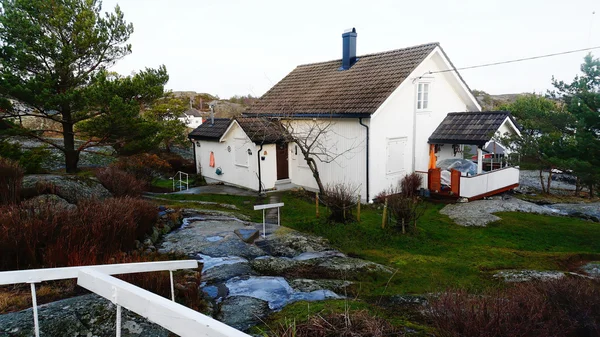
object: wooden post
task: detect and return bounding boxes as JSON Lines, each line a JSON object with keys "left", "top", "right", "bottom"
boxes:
{"left": 343, "top": 203, "right": 346, "bottom": 220}
{"left": 381, "top": 198, "right": 388, "bottom": 229}
{"left": 315, "top": 192, "right": 319, "bottom": 218}
{"left": 357, "top": 194, "right": 361, "bottom": 222}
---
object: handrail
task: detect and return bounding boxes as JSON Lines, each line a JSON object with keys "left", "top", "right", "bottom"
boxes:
{"left": 0, "top": 260, "right": 251, "bottom": 337}
{"left": 171, "top": 171, "right": 189, "bottom": 191}
{"left": 459, "top": 166, "right": 518, "bottom": 179}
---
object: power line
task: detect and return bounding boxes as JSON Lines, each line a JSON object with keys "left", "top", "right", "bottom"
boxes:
{"left": 427, "top": 45, "right": 600, "bottom": 75}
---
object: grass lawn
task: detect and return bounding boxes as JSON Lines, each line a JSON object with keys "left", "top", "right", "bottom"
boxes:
{"left": 160, "top": 191, "right": 600, "bottom": 294}
{"left": 160, "top": 191, "right": 600, "bottom": 333}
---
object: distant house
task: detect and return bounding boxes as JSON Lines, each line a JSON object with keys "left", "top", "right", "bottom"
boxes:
{"left": 190, "top": 28, "right": 520, "bottom": 201}
{"left": 178, "top": 108, "right": 203, "bottom": 129}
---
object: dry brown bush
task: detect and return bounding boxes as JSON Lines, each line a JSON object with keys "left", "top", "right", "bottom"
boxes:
{"left": 0, "top": 158, "right": 23, "bottom": 205}
{"left": 95, "top": 166, "right": 146, "bottom": 197}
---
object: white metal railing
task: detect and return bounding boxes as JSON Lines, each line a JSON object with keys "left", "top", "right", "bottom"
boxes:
{"left": 171, "top": 171, "right": 189, "bottom": 191}
{"left": 254, "top": 202, "right": 284, "bottom": 238}
{"left": 0, "top": 261, "right": 250, "bottom": 337}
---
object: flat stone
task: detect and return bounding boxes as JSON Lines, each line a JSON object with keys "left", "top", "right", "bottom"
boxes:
{"left": 493, "top": 269, "right": 565, "bottom": 282}
{"left": 234, "top": 228, "right": 260, "bottom": 243}
{"left": 202, "top": 262, "right": 257, "bottom": 284}
{"left": 288, "top": 279, "right": 354, "bottom": 293}
{"left": 199, "top": 236, "right": 265, "bottom": 259}
{"left": 261, "top": 229, "right": 331, "bottom": 257}
{"left": 217, "top": 296, "right": 270, "bottom": 332}
{"left": 0, "top": 294, "right": 168, "bottom": 337}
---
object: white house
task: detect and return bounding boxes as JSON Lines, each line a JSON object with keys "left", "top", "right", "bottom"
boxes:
{"left": 178, "top": 108, "right": 203, "bottom": 129}
{"left": 189, "top": 28, "right": 520, "bottom": 201}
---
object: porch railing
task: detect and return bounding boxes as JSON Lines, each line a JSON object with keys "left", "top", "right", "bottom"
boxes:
{"left": 171, "top": 171, "right": 189, "bottom": 191}
{"left": 0, "top": 261, "right": 250, "bottom": 337}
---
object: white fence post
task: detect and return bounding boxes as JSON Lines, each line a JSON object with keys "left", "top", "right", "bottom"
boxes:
{"left": 169, "top": 270, "right": 175, "bottom": 302}
{"left": 116, "top": 304, "right": 122, "bottom": 337}
{"left": 30, "top": 283, "right": 40, "bottom": 337}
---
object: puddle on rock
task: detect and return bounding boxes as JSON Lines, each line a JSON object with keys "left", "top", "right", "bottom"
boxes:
{"left": 225, "top": 276, "right": 341, "bottom": 310}
{"left": 197, "top": 254, "right": 248, "bottom": 271}
{"left": 205, "top": 236, "right": 224, "bottom": 242}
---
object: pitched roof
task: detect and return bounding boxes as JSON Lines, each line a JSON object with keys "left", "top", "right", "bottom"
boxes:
{"left": 246, "top": 43, "right": 439, "bottom": 115}
{"left": 428, "top": 111, "right": 519, "bottom": 146}
{"left": 183, "top": 108, "right": 203, "bottom": 117}
{"left": 188, "top": 118, "right": 230, "bottom": 140}
{"left": 235, "top": 117, "right": 288, "bottom": 144}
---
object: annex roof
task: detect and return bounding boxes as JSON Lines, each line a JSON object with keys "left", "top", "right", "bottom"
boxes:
{"left": 428, "top": 111, "right": 520, "bottom": 146}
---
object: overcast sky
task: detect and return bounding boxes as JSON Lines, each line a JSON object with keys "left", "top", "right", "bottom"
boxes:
{"left": 102, "top": 0, "right": 599, "bottom": 99}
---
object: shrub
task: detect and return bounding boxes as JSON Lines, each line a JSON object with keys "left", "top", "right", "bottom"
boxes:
{"left": 321, "top": 183, "right": 359, "bottom": 224}
{"left": 0, "top": 158, "right": 23, "bottom": 205}
{"left": 158, "top": 152, "right": 195, "bottom": 174}
{"left": 262, "top": 310, "right": 403, "bottom": 337}
{"left": 95, "top": 166, "right": 146, "bottom": 197}
{"left": 427, "top": 278, "right": 600, "bottom": 337}
{"left": 113, "top": 153, "right": 171, "bottom": 182}
{"left": 0, "top": 197, "right": 157, "bottom": 269}
{"left": 386, "top": 173, "right": 426, "bottom": 233}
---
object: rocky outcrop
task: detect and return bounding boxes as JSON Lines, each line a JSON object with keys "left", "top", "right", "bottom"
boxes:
{"left": 582, "top": 262, "right": 600, "bottom": 278}
{"left": 203, "top": 262, "right": 257, "bottom": 284}
{"left": 260, "top": 229, "right": 331, "bottom": 257}
{"left": 289, "top": 279, "right": 354, "bottom": 293}
{"left": 0, "top": 294, "right": 168, "bottom": 337}
{"left": 199, "top": 236, "right": 265, "bottom": 259}
{"left": 493, "top": 269, "right": 565, "bottom": 282}
{"left": 216, "top": 296, "right": 270, "bottom": 332}
{"left": 21, "top": 194, "right": 76, "bottom": 211}
{"left": 250, "top": 255, "right": 392, "bottom": 280}
{"left": 234, "top": 228, "right": 260, "bottom": 243}
{"left": 22, "top": 174, "right": 112, "bottom": 204}
{"left": 440, "top": 196, "right": 557, "bottom": 226}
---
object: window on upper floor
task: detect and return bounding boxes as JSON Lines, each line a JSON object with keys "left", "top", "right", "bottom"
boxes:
{"left": 417, "top": 82, "right": 430, "bottom": 111}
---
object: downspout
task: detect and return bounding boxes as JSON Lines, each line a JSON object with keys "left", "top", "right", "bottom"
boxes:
{"left": 190, "top": 138, "right": 198, "bottom": 173}
{"left": 359, "top": 118, "right": 369, "bottom": 202}
{"left": 257, "top": 143, "right": 264, "bottom": 195}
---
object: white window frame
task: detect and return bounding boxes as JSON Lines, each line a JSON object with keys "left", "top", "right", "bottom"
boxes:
{"left": 386, "top": 137, "right": 407, "bottom": 175}
{"left": 234, "top": 138, "right": 249, "bottom": 168}
{"left": 416, "top": 81, "right": 432, "bottom": 112}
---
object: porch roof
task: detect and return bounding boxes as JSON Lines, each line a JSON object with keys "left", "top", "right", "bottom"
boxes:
{"left": 428, "top": 111, "right": 519, "bottom": 146}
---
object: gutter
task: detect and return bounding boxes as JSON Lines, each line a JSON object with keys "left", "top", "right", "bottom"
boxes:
{"left": 359, "top": 118, "right": 369, "bottom": 202}
{"left": 190, "top": 138, "right": 198, "bottom": 174}
{"left": 242, "top": 112, "right": 372, "bottom": 119}
{"left": 257, "top": 143, "right": 264, "bottom": 195}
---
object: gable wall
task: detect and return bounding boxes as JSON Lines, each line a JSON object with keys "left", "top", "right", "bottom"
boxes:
{"left": 287, "top": 118, "right": 368, "bottom": 200}
{"left": 194, "top": 123, "right": 278, "bottom": 191}
{"left": 369, "top": 49, "right": 480, "bottom": 198}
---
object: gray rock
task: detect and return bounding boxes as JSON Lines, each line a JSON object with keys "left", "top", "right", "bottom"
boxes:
{"left": 203, "top": 262, "right": 257, "bottom": 284}
{"left": 0, "top": 294, "right": 168, "bottom": 337}
{"left": 21, "top": 194, "right": 76, "bottom": 211}
{"left": 216, "top": 296, "right": 270, "bottom": 332}
{"left": 551, "top": 203, "right": 600, "bottom": 222}
{"left": 234, "top": 228, "right": 260, "bottom": 243}
{"left": 581, "top": 262, "right": 600, "bottom": 278}
{"left": 250, "top": 256, "right": 310, "bottom": 275}
{"left": 22, "top": 174, "right": 112, "bottom": 204}
{"left": 315, "top": 257, "right": 394, "bottom": 279}
{"left": 199, "top": 236, "right": 265, "bottom": 259}
{"left": 388, "top": 294, "right": 429, "bottom": 306}
{"left": 261, "top": 230, "right": 331, "bottom": 257}
{"left": 493, "top": 269, "right": 565, "bottom": 282}
{"left": 250, "top": 256, "right": 392, "bottom": 280}
{"left": 440, "top": 195, "right": 558, "bottom": 227}
{"left": 288, "top": 279, "right": 354, "bottom": 293}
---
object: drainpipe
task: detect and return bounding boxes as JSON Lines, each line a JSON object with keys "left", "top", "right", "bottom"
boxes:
{"left": 359, "top": 118, "right": 369, "bottom": 202}
{"left": 190, "top": 138, "right": 198, "bottom": 173}
{"left": 257, "top": 143, "right": 264, "bottom": 194}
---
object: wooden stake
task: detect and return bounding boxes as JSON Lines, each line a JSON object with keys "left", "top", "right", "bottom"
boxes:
{"left": 343, "top": 203, "right": 346, "bottom": 220}
{"left": 357, "top": 194, "right": 361, "bottom": 222}
{"left": 315, "top": 192, "right": 319, "bottom": 218}
{"left": 382, "top": 198, "right": 388, "bottom": 229}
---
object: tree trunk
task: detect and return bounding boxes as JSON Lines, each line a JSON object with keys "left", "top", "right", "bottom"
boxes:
{"left": 539, "top": 169, "right": 547, "bottom": 194}
{"left": 306, "top": 156, "right": 325, "bottom": 195}
{"left": 401, "top": 218, "right": 406, "bottom": 234}
{"left": 62, "top": 111, "right": 80, "bottom": 173}
{"left": 590, "top": 184, "right": 595, "bottom": 199}
{"left": 547, "top": 169, "right": 553, "bottom": 194}
{"left": 575, "top": 176, "right": 581, "bottom": 197}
